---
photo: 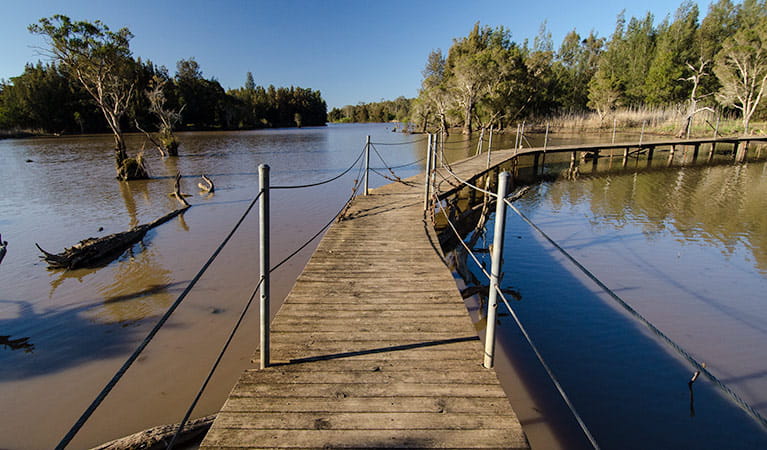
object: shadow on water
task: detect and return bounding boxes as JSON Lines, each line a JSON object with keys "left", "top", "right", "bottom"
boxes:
{"left": 469, "top": 216, "right": 767, "bottom": 449}
{"left": 0, "top": 298, "right": 155, "bottom": 381}
{"left": 442, "top": 149, "right": 767, "bottom": 449}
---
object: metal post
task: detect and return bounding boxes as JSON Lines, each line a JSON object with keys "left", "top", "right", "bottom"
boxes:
{"left": 423, "top": 134, "right": 433, "bottom": 211}
{"left": 484, "top": 172, "right": 509, "bottom": 369}
{"left": 430, "top": 133, "right": 437, "bottom": 183}
{"left": 612, "top": 118, "right": 617, "bottom": 144}
{"left": 486, "top": 127, "right": 493, "bottom": 169}
{"left": 544, "top": 122, "right": 550, "bottom": 150}
{"left": 364, "top": 135, "right": 370, "bottom": 195}
{"left": 259, "top": 164, "right": 270, "bottom": 369}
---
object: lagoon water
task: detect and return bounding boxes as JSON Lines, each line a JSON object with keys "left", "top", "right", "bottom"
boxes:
{"left": 0, "top": 124, "right": 431, "bottom": 449}
{"left": 461, "top": 152, "right": 767, "bottom": 448}
{"left": 2, "top": 123, "right": 766, "bottom": 448}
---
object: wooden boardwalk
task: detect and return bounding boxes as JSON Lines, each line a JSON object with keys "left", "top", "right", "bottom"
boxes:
{"left": 200, "top": 169, "right": 529, "bottom": 448}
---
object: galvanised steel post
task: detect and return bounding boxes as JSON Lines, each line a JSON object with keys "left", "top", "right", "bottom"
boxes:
{"left": 364, "top": 135, "right": 371, "bottom": 195}
{"left": 484, "top": 171, "right": 510, "bottom": 369}
{"left": 423, "top": 134, "right": 433, "bottom": 211}
{"left": 259, "top": 164, "right": 270, "bottom": 369}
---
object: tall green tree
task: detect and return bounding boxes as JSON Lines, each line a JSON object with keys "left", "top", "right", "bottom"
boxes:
{"left": 29, "top": 15, "right": 148, "bottom": 180}
{"left": 645, "top": 1, "right": 699, "bottom": 104}
{"left": 555, "top": 30, "right": 605, "bottom": 111}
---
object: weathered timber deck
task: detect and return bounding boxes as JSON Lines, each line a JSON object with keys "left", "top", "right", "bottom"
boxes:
{"left": 200, "top": 171, "right": 529, "bottom": 448}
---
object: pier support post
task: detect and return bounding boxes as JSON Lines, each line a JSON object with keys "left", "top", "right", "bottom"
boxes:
{"left": 484, "top": 172, "right": 510, "bottom": 369}
{"left": 259, "top": 164, "right": 271, "bottom": 369}
{"left": 364, "top": 136, "right": 370, "bottom": 195}
{"left": 423, "top": 134, "right": 433, "bottom": 212}
{"left": 622, "top": 147, "right": 629, "bottom": 168}
{"left": 668, "top": 145, "right": 676, "bottom": 166}
{"left": 737, "top": 141, "right": 749, "bottom": 163}
{"left": 693, "top": 144, "right": 700, "bottom": 161}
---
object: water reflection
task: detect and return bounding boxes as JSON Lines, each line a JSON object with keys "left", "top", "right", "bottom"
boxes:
{"left": 448, "top": 152, "right": 767, "bottom": 448}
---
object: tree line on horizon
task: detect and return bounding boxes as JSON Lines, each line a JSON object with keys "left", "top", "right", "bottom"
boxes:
{"left": 0, "top": 55, "right": 327, "bottom": 136}
{"left": 337, "top": 0, "right": 767, "bottom": 136}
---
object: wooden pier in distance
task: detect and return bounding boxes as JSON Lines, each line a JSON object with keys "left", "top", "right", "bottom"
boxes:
{"left": 200, "top": 171, "right": 529, "bottom": 448}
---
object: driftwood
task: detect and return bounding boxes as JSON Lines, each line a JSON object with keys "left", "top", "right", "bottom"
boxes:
{"left": 198, "top": 174, "right": 214, "bottom": 193}
{"left": 90, "top": 414, "right": 215, "bottom": 450}
{"left": 172, "top": 171, "right": 191, "bottom": 207}
{"left": 36, "top": 207, "right": 189, "bottom": 270}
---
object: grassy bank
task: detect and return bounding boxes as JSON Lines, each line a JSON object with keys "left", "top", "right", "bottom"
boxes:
{"left": 539, "top": 107, "right": 764, "bottom": 138}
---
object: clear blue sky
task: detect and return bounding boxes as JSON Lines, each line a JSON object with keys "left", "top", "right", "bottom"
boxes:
{"left": 1, "top": 0, "right": 710, "bottom": 109}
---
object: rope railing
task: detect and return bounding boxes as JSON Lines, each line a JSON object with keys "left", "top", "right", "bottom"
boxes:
{"left": 371, "top": 156, "right": 426, "bottom": 171}
{"left": 370, "top": 136, "right": 428, "bottom": 145}
{"left": 432, "top": 192, "right": 600, "bottom": 450}
{"left": 503, "top": 197, "right": 767, "bottom": 432}
{"left": 56, "top": 142, "right": 375, "bottom": 449}
{"left": 438, "top": 161, "right": 498, "bottom": 198}
{"left": 167, "top": 277, "right": 264, "bottom": 449}
{"left": 428, "top": 147, "right": 767, "bottom": 447}
{"left": 272, "top": 145, "right": 366, "bottom": 190}
{"left": 55, "top": 189, "right": 264, "bottom": 450}
{"left": 166, "top": 159, "right": 368, "bottom": 449}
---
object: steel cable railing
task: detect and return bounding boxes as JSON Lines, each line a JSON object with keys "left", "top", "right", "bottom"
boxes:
{"left": 166, "top": 157, "right": 368, "bottom": 449}
{"left": 433, "top": 193, "right": 600, "bottom": 450}
{"left": 503, "top": 197, "right": 767, "bottom": 432}
{"left": 56, "top": 189, "right": 264, "bottom": 450}
{"left": 57, "top": 144, "right": 373, "bottom": 449}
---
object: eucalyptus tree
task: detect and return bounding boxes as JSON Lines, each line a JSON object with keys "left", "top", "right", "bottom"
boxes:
{"left": 29, "top": 15, "right": 148, "bottom": 180}
{"left": 419, "top": 49, "right": 452, "bottom": 133}
{"left": 445, "top": 24, "right": 513, "bottom": 134}
{"left": 555, "top": 30, "right": 605, "bottom": 111}
{"left": 714, "top": 15, "right": 767, "bottom": 134}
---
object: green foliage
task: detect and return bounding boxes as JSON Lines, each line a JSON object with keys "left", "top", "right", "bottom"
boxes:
{"left": 1, "top": 27, "right": 327, "bottom": 136}
{"left": 328, "top": 97, "right": 412, "bottom": 124}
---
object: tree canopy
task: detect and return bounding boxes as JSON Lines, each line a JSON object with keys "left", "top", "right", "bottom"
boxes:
{"left": 1, "top": 18, "right": 327, "bottom": 137}
{"left": 411, "top": 0, "right": 767, "bottom": 134}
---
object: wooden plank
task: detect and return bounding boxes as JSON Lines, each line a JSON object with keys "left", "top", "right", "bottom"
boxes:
{"left": 221, "top": 397, "right": 516, "bottom": 414}
{"left": 213, "top": 412, "right": 522, "bottom": 430}
{"left": 237, "top": 369, "right": 500, "bottom": 385}
{"left": 201, "top": 159, "right": 529, "bottom": 449}
{"left": 203, "top": 429, "right": 528, "bottom": 449}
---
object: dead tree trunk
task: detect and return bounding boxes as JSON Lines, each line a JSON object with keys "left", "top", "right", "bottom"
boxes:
{"left": 36, "top": 207, "right": 189, "bottom": 270}
{"left": 90, "top": 414, "right": 215, "bottom": 450}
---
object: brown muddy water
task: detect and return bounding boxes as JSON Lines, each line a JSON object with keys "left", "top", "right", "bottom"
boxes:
{"left": 1, "top": 123, "right": 761, "bottom": 449}
{"left": 0, "top": 123, "right": 447, "bottom": 449}
{"left": 450, "top": 143, "right": 767, "bottom": 448}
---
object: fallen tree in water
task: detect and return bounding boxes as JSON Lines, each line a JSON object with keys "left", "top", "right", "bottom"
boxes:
{"left": 36, "top": 207, "right": 189, "bottom": 270}
{"left": 91, "top": 414, "right": 215, "bottom": 450}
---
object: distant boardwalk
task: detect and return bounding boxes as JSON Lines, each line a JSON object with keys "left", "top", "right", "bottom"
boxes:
{"left": 200, "top": 168, "right": 529, "bottom": 448}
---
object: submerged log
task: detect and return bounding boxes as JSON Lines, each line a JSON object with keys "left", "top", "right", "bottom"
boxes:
{"left": 91, "top": 414, "right": 215, "bottom": 450}
{"left": 36, "top": 207, "right": 189, "bottom": 270}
